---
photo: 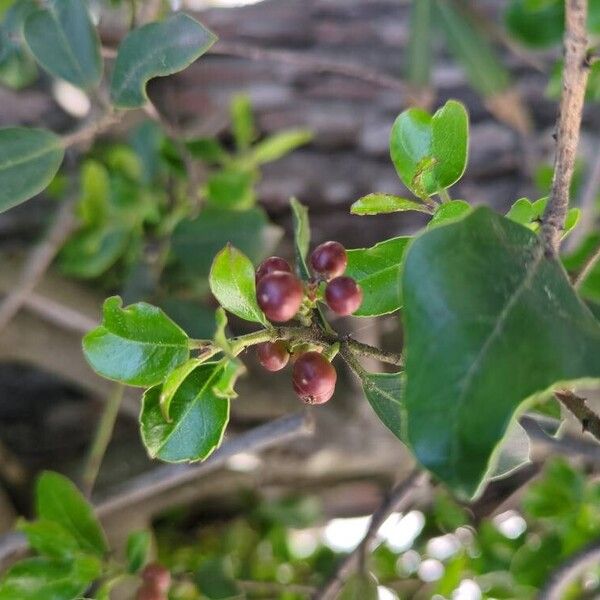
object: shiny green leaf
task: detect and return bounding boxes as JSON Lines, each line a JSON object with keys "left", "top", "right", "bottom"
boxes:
{"left": 0, "top": 127, "right": 64, "bottom": 213}
{"left": 24, "top": 0, "right": 102, "bottom": 89}
{"left": 110, "top": 13, "right": 216, "bottom": 108}
{"left": 126, "top": 530, "right": 151, "bottom": 574}
{"left": 360, "top": 371, "right": 405, "bottom": 442}
{"left": 351, "top": 193, "right": 429, "bottom": 216}
{"left": 345, "top": 236, "right": 410, "bottom": 316}
{"left": 209, "top": 245, "right": 267, "bottom": 325}
{"left": 389, "top": 100, "right": 468, "bottom": 198}
{"left": 290, "top": 197, "right": 311, "bottom": 281}
{"left": 428, "top": 199, "right": 471, "bottom": 228}
{"left": 160, "top": 358, "right": 205, "bottom": 421}
{"left": 17, "top": 519, "right": 80, "bottom": 560}
{"left": 140, "top": 361, "right": 235, "bottom": 462}
{"left": 403, "top": 207, "right": 600, "bottom": 498}
{"left": 83, "top": 296, "right": 189, "bottom": 387}
{"left": 230, "top": 93, "right": 255, "bottom": 150}
{"left": 36, "top": 472, "right": 108, "bottom": 556}
{"left": 251, "top": 129, "right": 312, "bottom": 164}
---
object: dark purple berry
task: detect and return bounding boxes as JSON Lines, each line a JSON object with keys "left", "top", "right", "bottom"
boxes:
{"left": 292, "top": 351, "right": 337, "bottom": 405}
{"left": 257, "top": 271, "right": 303, "bottom": 323}
{"left": 325, "top": 276, "right": 363, "bottom": 316}
{"left": 310, "top": 241, "right": 347, "bottom": 279}
{"left": 257, "top": 341, "right": 289, "bottom": 372}
{"left": 256, "top": 256, "right": 292, "bottom": 283}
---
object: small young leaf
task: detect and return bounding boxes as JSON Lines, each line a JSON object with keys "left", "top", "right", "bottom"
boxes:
{"left": 209, "top": 245, "right": 267, "bottom": 325}
{"left": 185, "top": 137, "right": 228, "bottom": 163}
{"left": 160, "top": 358, "right": 205, "bottom": 421}
{"left": 403, "top": 207, "right": 600, "bottom": 498}
{"left": 78, "top": 160, "right": 110, "bottom": 226}
{"left": 83, "top": 296, "right": 189, "bottom": 387}
{"left": 140, "top": 361, "right": 235, "bottom": 462}
{"left": 389, "top": 100, "right": 468, "bottom": 198}
{"left": 339, "top": 573, "right": 379, "bottom": 600}
{"left": 0, "top": 127, "right": 64, "bottom": 213}
{"left": 24, "top": 0, "right": 102, "bottom": 89}
{"left": 126, "top": 530, "right": 151, "bottom": 574}
{"left": 230, "top": 93, "right": 255, "bottom": 150}
{"left": 251, "top": 129, "right": 312, "bottom": 164}
{"left": 17, "top": 519, "right": 80, "bottom": 560}
{"left": 428, "top": 199, "right": 471, "bottom": 228}
{"left": 205, "top": 168, "right": 255, "bottom": 210}
{"left": 345, "top": 237, "right": 411, "bottom": 316}
{"left": 195, "top": 558, "right": 242, "bottom": 600}
{"left": 360, "top": 372, "right": 405, "bottom": 442}
{"left": 505, "top": 0, "right": 564, "bottom": 48}
{"left": 110, "top": 13, "right": 217, "bottom": 108}
{"left": 506, "top": 197, "right": 535, "bottom": 225}
{"left": 290, "top": 197, "right": 311, "bottom": 281}
{"left": 351, "top": 193, "right": 430, "bottom": 216}
{"left": 35, "top": 472, "right": 108, "bottom": 557}
{"left": 0, "top": 556, "right": 101, "bottom": 600}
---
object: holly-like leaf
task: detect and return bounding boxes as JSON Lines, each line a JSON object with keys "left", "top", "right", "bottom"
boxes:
{"left": 389, "top": 100, "right": 468, "bottom": 198}
{"left": 0, "top": 556, "right": 101, "bottom": 600}
{"left": 251, "top": 129, "right": 312, "bottom": 164}
{"left": 83, "top": 296, "right": 189, "bottom": 387}
{"left": 402, "top": 207, "right": 600, "bottom": 498}
{"left": 172, "top": 207, "right": 283, "bottom": 278}
{"left": 346, "top": 237, "right": 411, "bottom": 316}
{"left": 360, "top": 371, "right": 405, "bottom": 442}
{"left": 209, "top": 245, "right": 267, "bottom": 325}
{"left": 126, "top": 530, "right": 151, "bottom": 574}
{"left": 17, "top": 519, "right": 80, "bottom": 560}
{"left": 35, "top": 472, "right": 108, "bottom": 557}
{"left": 23, "top": 0, "right": 102, "bottom": 89}
{"left": 351, "top": 193, "right": 430, "bottom": 216}
{"left": 141, "top": 361, "right": 237, "bottom": 462}
{"left": 0, "top": 127, "right": 64, "bottom": 213}
{"left": 428, "top": 200, "right": 471, "bottom": 228}
{"left": 110, "top": 13, "right": 216, "bottom": 108}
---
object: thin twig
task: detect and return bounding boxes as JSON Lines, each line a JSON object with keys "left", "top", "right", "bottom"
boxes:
{"left": 80, "top": 384, "right": 125, "bottom": 498}
{"left": 574, "top": 240, "right": 600, "bottom": 287}
{"left": 555, "top": 389, "right": 600, "bottom": 442}
{"left": 61, "top": 112, "right": 121, "bottom": 148}
{"left": 0, "top": 198, "right": 77, "bottom": 335}
{"left": 314, "top": 469, "right": 427, "bottom": 600}
{"left": 538, "top": 537, "right": 600, "bottom": 599}
{"left": 542, "top": 0, "right": 590, "bottom": 255}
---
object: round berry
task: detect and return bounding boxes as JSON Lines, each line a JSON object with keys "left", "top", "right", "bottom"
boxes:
{"left": 325, "top": 276, "right": 363, "bottom": 316}
{"left": 256, "top": 340, "right": 289, "bottom": 371}
{"left": 256, "top": 256, "right": 292, "bottom": 283}
{"left": 310, "top": 241, "right": 347, "bottom": 279}
{"left": 136, "top": 583, "right": 165, "bottom": 600}
{"left": 292, "top": 351, "right": 337, "bottom": 405}
{"left": 141, "top": 564, "right": 171, "bottom": 594}
{"left": 257, "top": 271, "right": 303, "bottom": 322}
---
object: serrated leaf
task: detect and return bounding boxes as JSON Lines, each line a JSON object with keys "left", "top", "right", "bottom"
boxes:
{"left": 126, "top": 530, "right": 151, "bottom": 574}
{"left": 389, "top": 100, "right": 468, "bottom": 198}
{"left": 140, "top": 361, "right": 234, "bottom": 462}
{"left": 402, "top": 207, "right": 600, "bottom": 498}
{"left": 360, "top": 371, "right": 405, "bottom": 442}
{"left": 428, "top": 199, "right": 471, "bottom": 228}
{"left": 209, "top": 245, "right": 267, "bottom": 324}
{"left": 17, "top": 519, "right": 80, "bottom": 560}
{"left": 351, "top": 193, "right": 430, "bottom": 216}
{"left": 83, "top": 296, "right": 189, "bottom": 387}
{"left": 160, "top": 358, "right": 205, "bottom": 421}
{"left": 345, "top": 236, "right": 410, "bottom": 316}
{"left": 172, "top": 206, "right": 283, "bottom": 278}
{"left": 0, "top": 127, "right": 64, "bottom": 213}
{"left": 36, "top": 472, "right": 108, "bottom": 557}
{"left": 251, "top": 129, "right": 312, "bottom": 164}
{"left": 0, "top": 556, "right": 101, "bottom": 600}
{"left": 24, "top": 0, "right": 102, "bottom": 89}
{"left": 110, "top": 13, "right": 216, "bottom": 108}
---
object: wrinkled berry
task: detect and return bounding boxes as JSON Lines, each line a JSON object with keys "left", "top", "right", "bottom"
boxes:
{"left": 325, "top": 276, "right": 363, "bottom": 316}
{"left": 256, "top": 256, "right": 292, "bottom": 283}
{"left": 310, "top": 241, "right": 347, "bottom": 279}
{"left": 257, "top": 271, "right": 303, "bottom": 322}
{"left": 292, "top": 351, "right": 337, "bottom": 405}
{"left": 256, "top": 340, "right": 289, "bottom": 371}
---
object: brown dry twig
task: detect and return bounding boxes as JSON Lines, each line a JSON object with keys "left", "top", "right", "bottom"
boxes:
{"left": 555, "top": 389, "right": 600, "bottom": 442}
{"left": 542, "top": 0, "right": 590, "bottom": 255}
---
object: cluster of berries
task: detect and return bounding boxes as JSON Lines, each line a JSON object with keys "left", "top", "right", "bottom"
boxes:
{"left": 136, "top": 563, "right": 171, "bottom": 600}
{"left": 254, "top": 241, "right": 362, "bottom": 405}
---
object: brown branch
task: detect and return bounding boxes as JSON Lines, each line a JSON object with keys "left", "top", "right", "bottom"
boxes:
{"left": 542, "top": 0, "right": 590, "bottom": 255}
{"left": 538, "top": 537, "right": 600, "bottom": 599}
{"left": 555, "top": 389, "right": 600, "bottom": 442}
{"left": 314, "top": 469, "right": 428, "bottom": 600}
{"left": 0, "top": 199, "right": 77, "bottom": 335}
{"left": 574, "top": 240, "right": 600, "bottom": 288}
{"left": 61, "top": 112, "right": 121, "bottom": 148}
